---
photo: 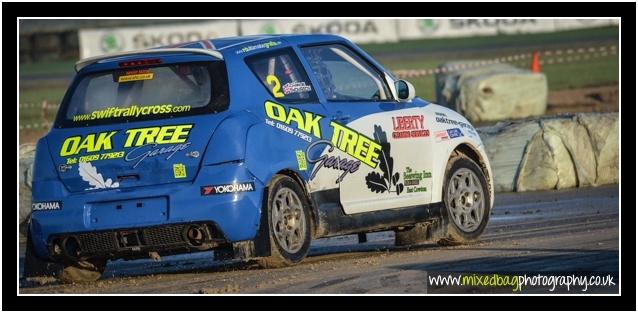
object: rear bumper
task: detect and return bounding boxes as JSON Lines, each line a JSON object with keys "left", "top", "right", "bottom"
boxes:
{"left": 48, "top": 222, "right": 223, "bottom": 261}
{"left": 29, "top": 162, "right": 265, "bottom": 260}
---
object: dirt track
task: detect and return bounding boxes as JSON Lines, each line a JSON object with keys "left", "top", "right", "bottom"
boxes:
{"left": 19, "top": 185, "right": 619, "bottom": 294}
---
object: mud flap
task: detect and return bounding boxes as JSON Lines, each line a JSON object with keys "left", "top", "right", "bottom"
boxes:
{"left": 214, "top": 188, "right": 272, "bottom": 262}
{"left": 23, "top": 232, "right": 62, "bottom": 279}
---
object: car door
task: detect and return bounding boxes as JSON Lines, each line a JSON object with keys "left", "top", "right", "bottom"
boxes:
{"left": 298, "top": 43, "right": 434, "bottom": 214}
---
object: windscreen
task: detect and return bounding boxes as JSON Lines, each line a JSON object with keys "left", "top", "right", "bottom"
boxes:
{"left": 59, "top": 61, "right": 228, "bottom": 127}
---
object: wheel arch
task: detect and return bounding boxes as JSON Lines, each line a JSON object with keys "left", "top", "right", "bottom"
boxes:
{"left": 268, "top": 169, "right": 318, "bottom": 239}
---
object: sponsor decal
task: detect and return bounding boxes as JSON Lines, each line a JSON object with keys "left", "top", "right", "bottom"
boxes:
{"left": 58, "top": 164, "right": 72, "bottom": 172}
{"left": 264, "top": 101, "right": 383, "bottom": 169}
{"left": 72, "top": 104, "right": 191, "bottom": 122}
{"left": 330, "top": 122, "right": 382, "bottom": 169}
{"left": 265, "top": 118, "right": 314, "bottom": 143}
{"left": 435, "top": 130, "right": 449, "bottom": 142}
{"left": 173, "top": 163, "right": 187, "bottom": 178}
{"left": 266, "top": 75, "right": 285, "bottom": 98}
{"left": 125, "top": 142, "right": 191, "bottom": 169}
{"left": 60, "top": 131, "right": 125, "bottom": 164}
{"left": 123, "top": 124, "right": 192, "bottom": 147}
{"left": 60, "top": 124, "right": 193, "bottom": 167}
{"left": 118, "top": 72, "right": 154, "bottom": 83}
{"left": 364, "top": 125, "right": 404, "bottom": 196}
{"left": 447, "top": 128, "right": 464, "bottom": 139}
{"left": 392, "top": 115, "right": 429, "bottom": 139}
{"left": 32, "top": 201, "right": 62, "bottom": 211}
{"left": 66, "top": 151, "right": 125, "bottom": 165}
{"left": 60, "top": 131, "right": 117, "bottom": 157}
{"left": 201, "top": 182, "right": 255, "bottom": 196}
{"left": 282, "top": 81, "right": 312, "bottom": 95}
{"left": 78, "top": 162, "right": 120, "bottom": 190}
{"left": 306, "top": 140, "right": 360, "bottom": 184}
{"left": 435, "top": 116, "right": 461, "bottom": 125}
{"left": 434, "top": 114, "right": 477, "bottom": 137}
{"left": 60, "top": 124, "right": 192, "bottom": 156}
{"left": 265, "top": 101, "right": 323, "bottom": 138}
{"left": 295, "top": 150, "right": 308, "bottom": 171}
{"left": 235, "top": 40, "right": 281, "bottom": 54}
{"left": 403, "top": 166, "right": 431, "bottom": 193}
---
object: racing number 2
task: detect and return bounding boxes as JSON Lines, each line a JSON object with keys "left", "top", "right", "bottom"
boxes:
{"left": 266, "top": 75, "right": 285, "bottom": 98}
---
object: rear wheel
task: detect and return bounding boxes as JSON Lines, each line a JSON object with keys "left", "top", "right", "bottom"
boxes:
{"left": 257, "top": 175, "right": 311, "bottom": 268}
{"left": 440, "top": 155, "right": 490, "bottom": 245}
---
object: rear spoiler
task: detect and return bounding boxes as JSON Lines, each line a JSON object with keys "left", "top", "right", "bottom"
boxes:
{"left": 75, "top": 48, "right": 224, "bottom": 72}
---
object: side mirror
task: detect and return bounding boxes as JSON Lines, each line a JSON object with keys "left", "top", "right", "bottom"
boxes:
{"left": 395, "top": 80, "right": 416, "bottom": 101}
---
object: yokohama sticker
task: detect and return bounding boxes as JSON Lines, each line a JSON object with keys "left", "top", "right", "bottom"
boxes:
{"left": 201, "top": 182, "right": 255, "bottom": 196}
{"left": 32, "top": 201, "right": 63, "bottom": 211}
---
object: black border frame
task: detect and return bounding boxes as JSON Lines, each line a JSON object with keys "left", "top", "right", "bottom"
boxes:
{"left": 6, "top": 1, "right": 635, "bottom": 311}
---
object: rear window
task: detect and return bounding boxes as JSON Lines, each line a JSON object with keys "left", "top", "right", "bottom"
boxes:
{"left": 58, "top": 61, "right": 229, "bottom": 127}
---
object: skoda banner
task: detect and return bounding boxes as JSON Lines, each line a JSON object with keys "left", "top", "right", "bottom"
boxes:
{"left": 78, "top": 20, "right": 239, "bottom": 59}
{"left": 78, "top": 19, "right": 618, "bottom": 59}
{"left": 240, "top": 19, "right": 399, "bottom": 44}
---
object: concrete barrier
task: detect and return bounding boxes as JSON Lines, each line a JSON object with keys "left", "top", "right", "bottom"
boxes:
{"left": 19, "top": 144, "right": 36, "bottom": 227}
{"left": 436, "top": 62, "right": 548, "bottom": 123}
{"left": 478, "top": 112, "right": 619, "bottom": 192}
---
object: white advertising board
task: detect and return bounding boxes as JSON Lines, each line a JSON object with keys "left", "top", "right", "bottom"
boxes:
{"left": 79, "top": 20, "right": 239, "bottom": 59}
{"left": 240, "top": 19, "right": 399, "bottom": 44}
{"left": 78, "top": 19, "right": 619, "bottom": 59}
{"left": 399, "top": 19, "right": 553, "bottom": 39}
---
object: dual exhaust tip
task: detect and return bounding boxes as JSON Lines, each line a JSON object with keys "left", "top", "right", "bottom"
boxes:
{"left": 51, "top": 236, "right": 81, "bottom": 259}
{"left": 52, "top": 224, "right": 209, "bottom": 259}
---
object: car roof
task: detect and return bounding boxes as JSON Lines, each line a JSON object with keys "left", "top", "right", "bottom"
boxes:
{"left": 75, "top": 34, "right": 351, "bottom": 72}
{"left": 163, "top": 34, "right": 349, "bottom": 51}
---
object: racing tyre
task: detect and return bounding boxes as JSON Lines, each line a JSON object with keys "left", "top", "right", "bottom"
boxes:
{"left": 58, "top": 259, "right": 106, "bottom": 283}
{"left": 257, "top": 175, "right": 312, "bottom": 268}
{"left": 439, "top": 155, "right": 491, "bottom": 245}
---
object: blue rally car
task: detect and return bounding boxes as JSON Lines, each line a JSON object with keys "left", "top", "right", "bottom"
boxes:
{"left": 25, "top": 34, "right": 494, "bottom": 282}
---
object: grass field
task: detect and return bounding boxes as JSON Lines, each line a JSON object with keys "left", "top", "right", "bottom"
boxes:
{"left": 19, "top": 26, "right": 619, "bottom": 139}
{"left": 359, "top": 26, "right": 618, "bottom": 56}
{"left": 384, "top": 53, "right": 619, "bottom": 101}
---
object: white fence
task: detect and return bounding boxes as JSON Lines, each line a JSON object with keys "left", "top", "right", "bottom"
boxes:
{"left": 78, "top": 19, "right": 619, "bottom": 59}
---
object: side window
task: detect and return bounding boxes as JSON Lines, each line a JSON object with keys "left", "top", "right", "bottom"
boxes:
{"left": 245, "top": 48, "right": 317, "bottom": 102}
{"left": 300, "top": 44, "right": 392, "bottom": 102}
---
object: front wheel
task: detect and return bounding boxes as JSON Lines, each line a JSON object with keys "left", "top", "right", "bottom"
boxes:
{"left": 440, "top": 155, "right": 491, "bottom": 245}
{"left": 257, "top": 175, "right": 312, "bottom": 268}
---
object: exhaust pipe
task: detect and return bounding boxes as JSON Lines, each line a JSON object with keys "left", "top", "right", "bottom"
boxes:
{"left": 185, "top": 225, "right": 206, "bottom": 247}
{"left": 61, "top": 236, "right": 82, "bottom": 259}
